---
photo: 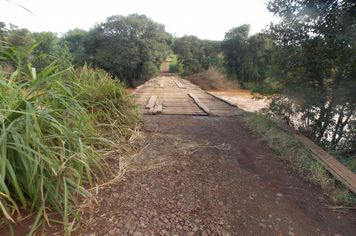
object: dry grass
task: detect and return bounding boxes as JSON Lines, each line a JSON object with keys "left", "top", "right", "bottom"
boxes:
{"left": 189, "top": 66, "right": 239, "bottom": 91}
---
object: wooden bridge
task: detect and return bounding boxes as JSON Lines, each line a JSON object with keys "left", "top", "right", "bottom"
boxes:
{"left": 133, "top": 75, "right": 356, "bottom": 195}
{"left": 132, "top": 76, "right": 239, "bottom": 116}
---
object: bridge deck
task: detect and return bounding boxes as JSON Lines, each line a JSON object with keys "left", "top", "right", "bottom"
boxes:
{"left": 133, "top": 76, "right": 239, "bottom": 116}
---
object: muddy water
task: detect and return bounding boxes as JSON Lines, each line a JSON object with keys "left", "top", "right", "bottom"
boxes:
{"left": 208, "top": 90, "right": 269, "bottom": 112}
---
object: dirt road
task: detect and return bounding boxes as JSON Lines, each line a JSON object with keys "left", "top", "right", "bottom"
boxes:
{"left": 31, "top": 115, "right": 356, "bottom": 236}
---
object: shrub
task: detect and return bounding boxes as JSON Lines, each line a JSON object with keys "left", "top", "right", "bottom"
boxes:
{"left": 189, "top": 65, "right": 239, "bottom": 90}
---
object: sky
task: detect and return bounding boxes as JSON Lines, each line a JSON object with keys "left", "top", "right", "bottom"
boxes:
{"left": 1, "top": 0, "right": 277, "bottom": 41}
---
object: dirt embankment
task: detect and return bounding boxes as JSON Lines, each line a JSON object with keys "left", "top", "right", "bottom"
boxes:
{"left": 22, "top": 115, "right": 356, "bottom": 236}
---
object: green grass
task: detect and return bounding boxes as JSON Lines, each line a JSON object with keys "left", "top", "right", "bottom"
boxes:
{"left": 0, "top": 46, "right": 139, "bottom": 235}
{"left": 237, "top": 111, "right": 356, "bottom": 206}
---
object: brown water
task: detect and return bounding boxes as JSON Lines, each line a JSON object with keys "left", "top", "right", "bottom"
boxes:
{"left": 208, "top": 90, "right": 268, "bottom": 112}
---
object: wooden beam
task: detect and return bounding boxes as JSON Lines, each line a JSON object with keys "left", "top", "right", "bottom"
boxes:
{"left": 174, "top": 80, "right": 186, "bottom": 89}
{"left": 146, "top": 96, "right": 157, "bottom": 114}
{"left": 188, "top": 93, "right": 210, "bottom": 114}
{"left": 273, "top": 118, "right": 356, "bottom": 195}
{"left": 153, "top": 99, "right": 163, "bottom": 114}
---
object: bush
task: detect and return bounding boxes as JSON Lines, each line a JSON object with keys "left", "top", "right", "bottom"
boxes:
{"left": 189, "top": 66, "right": 239, "bottom": 90}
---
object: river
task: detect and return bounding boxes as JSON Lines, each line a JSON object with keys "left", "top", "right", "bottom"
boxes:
{"left": 208, "top": 90, "right": 268, "bottom": 112}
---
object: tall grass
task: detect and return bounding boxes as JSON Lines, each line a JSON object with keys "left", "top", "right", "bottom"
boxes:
{"left": 64, "top": 63, "right": 140, "bottom": 131}
{"left": 0, "top": 47, "right": 139, "bottom": 235}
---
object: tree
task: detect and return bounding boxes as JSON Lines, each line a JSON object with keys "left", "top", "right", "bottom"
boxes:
{"left": 247, "top": 33, "right": 272, "bottom": 83}
{"left": 173, "top": 35, "right": 204, "bottom": 76}
{"left": 6, "top": 24, "right": 35, "bottom": 51}
{"left": 173, "top": 36, "right": 222, "bottom": 76}
{"left": 32, "top": 31, "right": 73, "bottom": 71}
{"left": 266, "top": 0, "right": 356, "bottom": 148}
{"left": 222, "top": 24, "right": 250, "bottom": 81}
{"left": 221, "top": 24, "right": 271, "bottom": 83}
{"left": 62, "top": 28, "right": 89, "bottom": 65}
{"left": 84, "top": 14, "right": 168, "bottom": 87}
{"left": 0, "top": 22, "right": 6, "bottom": 40}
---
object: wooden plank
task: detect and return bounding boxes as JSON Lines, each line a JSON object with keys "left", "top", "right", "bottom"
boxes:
{"left": 161, "top": 110, "right": 207, "bottom": 115}
{"left": 146, "top": 96, "right": 157, "bottom": 114}
{"left": 174, "top": 80, "right": 186, "bottom": 89}
{"left": 153, "top": 99, "right": 163, "bottom": 114}
{"left": 145, "top": 96, "right": 157, "bottom": 109}
{"left": 188, "top": 93, "right": 210, "bottom": 114}
{"left": 273, "top": 118, "right": 356, "bottom": 195}
{"left": 158, "top": 79, "right": 164, "bottom": 88}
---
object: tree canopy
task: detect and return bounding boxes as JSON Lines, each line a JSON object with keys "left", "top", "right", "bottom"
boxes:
{"left": 221, "top": 24, "right": 272, "bottom": 84}
{"left": 84, "top": 14, "right": 168, "bottom": 86}
{"left": 172, "top": 35, "right": 222, "bottom": 76}
{"left": 266, "top": 0, "right": 356, "bottom": 148}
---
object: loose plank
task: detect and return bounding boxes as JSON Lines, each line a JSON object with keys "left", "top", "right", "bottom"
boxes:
{"left": 146, "top": 96, "right": 157, "bottom": 113}
{"left": 153, "top": 99, "right": 163, "bottom": 114}
{"left": 174, "top": 80, "right": 186, "bottom": 89}
{"left": 188, "top": 93, "right": 210, "bottom": 114}
{"left": 273, "top": 118, "right": 356, "bottom": 195}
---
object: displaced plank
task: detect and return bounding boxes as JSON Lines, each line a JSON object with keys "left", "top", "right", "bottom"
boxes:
{"left": 273, "top": 118, "right": 356, "bottom": 195}
{"left": 174, "top": 80, "right": 186, "bottom": 89}
{"left": 158, "top": 79, "right": 164, "bottom": 88}
{"left": 145, "top": 96, "right": 157, "bottom": 108}
{"left": 146, "top": 96, "right": 157, "bottom": 114}
{"left": 153, "top": 99, "right": 163, "bottom": 114}
{"left": 188, "top": 93, "right": 210, "bottom": 114}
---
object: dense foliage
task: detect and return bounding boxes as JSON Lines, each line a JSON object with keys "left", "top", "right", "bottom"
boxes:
{"left": 84, "top": 14, "right": 168, "bottom": 87}
{"left": 221, "top": 24, "right": 272, "bottom": 84}
{"left": 172, "top": 35, "right": 223, "bottom": 76}
{"left": 1, "top": 14, "right": 169, "bottom": 87}
{"left": 61, "top": 28, "right": 89, "bottom": 66}
{"left": 172, "top": 28, "right": 272, "bottom": 85}
{"left": 264, "top": 0, "right": 356, "bottom": 158}
{"left": 0, "top": 24, "right": 73, "bottom": 74}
